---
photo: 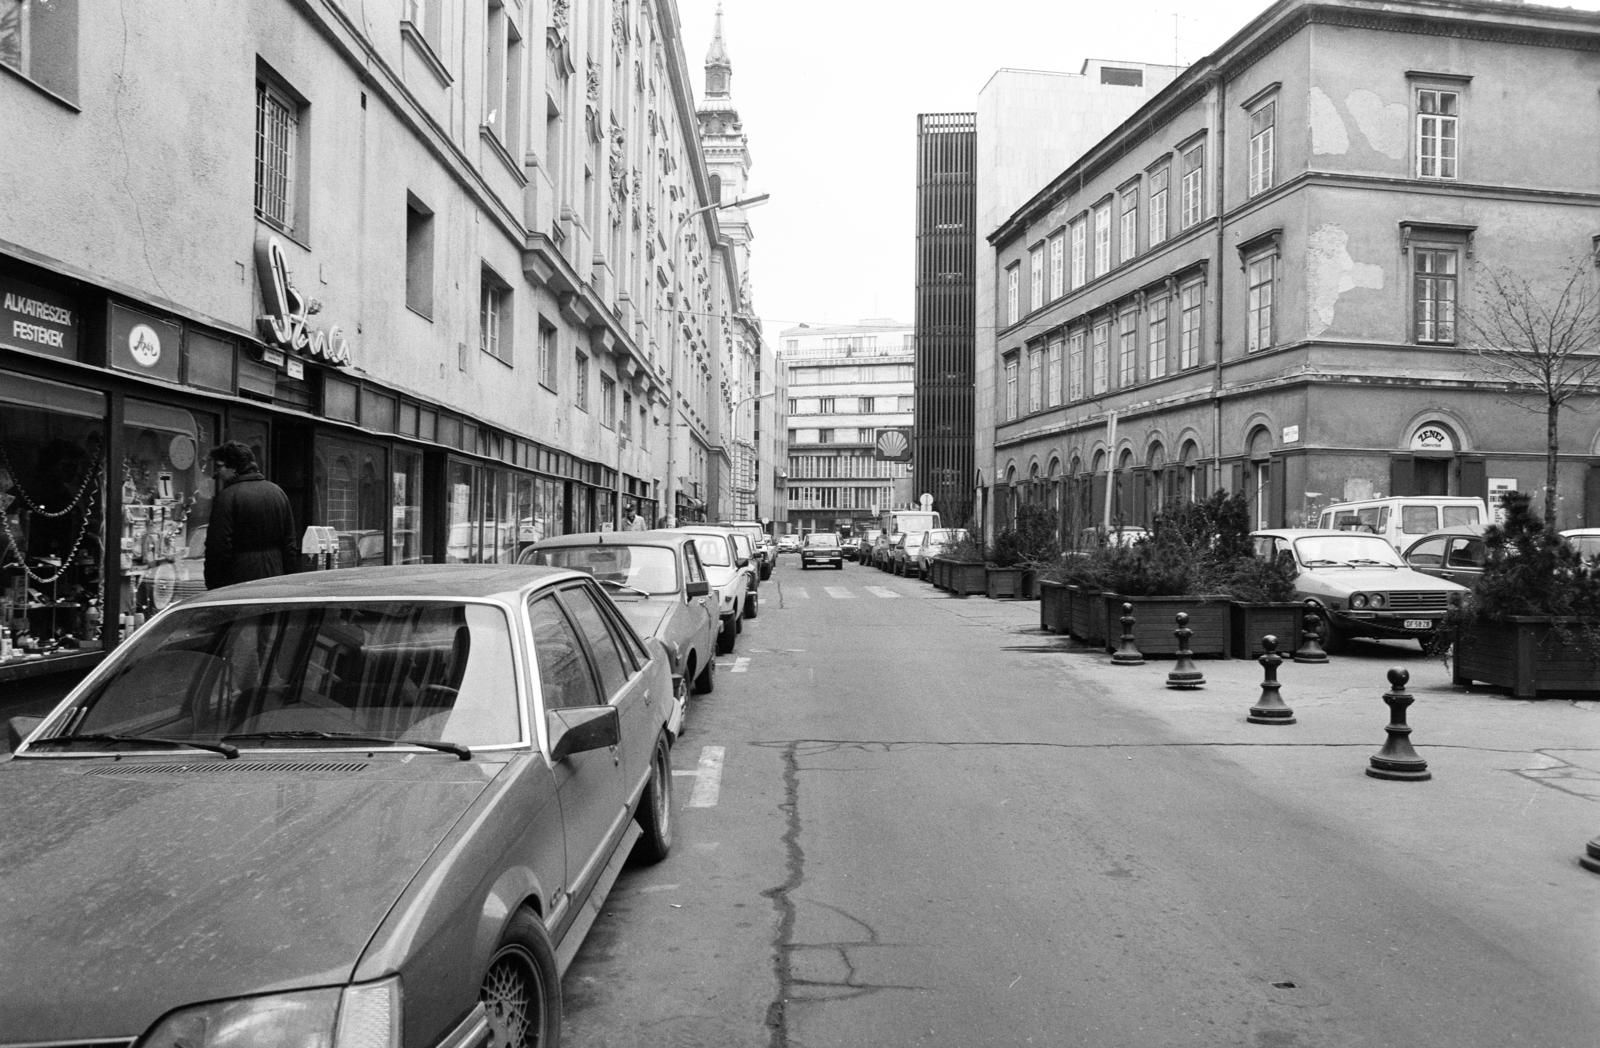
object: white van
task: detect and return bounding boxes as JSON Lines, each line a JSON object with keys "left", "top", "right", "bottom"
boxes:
{"left": 1315, "top": 496, "right": 1488, "bottom": 553}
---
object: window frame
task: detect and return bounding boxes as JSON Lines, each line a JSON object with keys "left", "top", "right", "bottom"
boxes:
{"left": 1067, "top": 328, "right": 1085, "bottom": 403}
{"left": 1090, "top": 319, "right": 1109, "bottom": 395}
{"left": 600, "top": 373, "right": 617, "bottom": 429}
{"left": 1245, "top": 251, "right": 1276, "bottom": 353}
{"left": 1119, "top": 184, "right": 1139, "bottom": 264}
{"left": 1179, "top": 139, "right": 1206, "bottom": 230}
{"left": 404, "top": 193, "right": 435, "bottom": 319}
{"left": 1070, "top": 218, "right": 1087, "bottom": 290}
{"left": 1027, "top": 345, "right": 1044, "bottom": 414}
{"left": 1029, "top": 246, "right": 1045, "bottom": 314}
{"left": 574, "top": 350, "right": 589, "bottom": 411}
{"left": 1146, "top": 295, "right": 1169, "bottom": 380}
{"left": 1003, "top": 351, "right": 1020, "bottom": 421}
{"left": 1, "top": 0, "right": 80, "bottom": 104}
{"left": 1179, "top": 280, "right": 1204, "bottom": 370}
{"left": 1247, "top": 99, "right": 1276, "bottom": 197}
{"left": 1046, "top": 337, "right": 1063, "bottom": 408}
{"left": 255, "top": 69, "right": 309, "bottom": 238}
{"left": 1148, "top": 162, "right": 1170, "bottom": 247}
{"left": 1116, "top": 308, "right": 1138, "bottom": 389}
{"left": 537, "top": 319, "right": 558, "bottom": 391}
{"left": 479, "top": 264, "right": 513, "bottom": 363}
{"left": 1006, "top": 263, "right": 1021, "bottom": 326}
{"left": 1412, "top": 246, "right": 1460, "bottom": 346}
{"left": 1048, "top": 232, "right": 1066, "bottom": 302}
{"left": 1092, "top": 200, "right": 1113, "bottom": 278}
{"left": 1415, "top": 86, "right": 1460, "bottom": 181}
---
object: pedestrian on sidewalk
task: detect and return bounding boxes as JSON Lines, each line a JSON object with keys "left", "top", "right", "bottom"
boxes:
{"left": 204, "top": 441, "right": 298, "bottom": 589}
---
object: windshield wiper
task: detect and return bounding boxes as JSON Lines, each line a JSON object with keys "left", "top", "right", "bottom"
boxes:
{"left": 598, "top": 579, "right": 652, "bottom": 598}
{"left": 1346, "top": 558, "right": 1396, "bottom": 567}
{"left": 29, "top": 733, "right": 239, "bottom": 759}
{"left": 222, "top": 730, "right": 471, "bottom": 761}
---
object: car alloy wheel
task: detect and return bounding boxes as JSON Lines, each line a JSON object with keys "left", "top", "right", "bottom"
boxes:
{"left": 633, "top": 735, "right": 674, "bottom": 863}
{"left": 482, "top": 910, "right": 560, "bottom": 1048}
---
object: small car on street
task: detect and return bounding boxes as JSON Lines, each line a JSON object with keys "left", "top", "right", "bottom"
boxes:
{"left": 888, "top": 531, "right": 926, "bottom": 575}
{"left": 777, "top": 533, "right": 801, "bottom": 554}
{"left": 522, "top": 529, "right": 721, "bottom": 706}
{"left": 1401, "top": 526, "right": 1488, "bottom": 588}
{"left": 717, "top": 520, "right": 774, "bottom": 580}
{"left": 673, "top": 525, "right": 754, "bottom": 651}
{"left": 872, "top": 531, "right": 901, "bottom": 570}
{"left": 912, "top": 527, "right": 970, "bottom": 579}
{"left": 855, "top": 528, "right": 883, "bottom": 563}
{"left": 1561, "top": 528, "right": 1600, "bottom": 561}
{"left": 1251, "top": 529, "right": 1468, "bottom": 651}
{"left": 800, "top": 531, "right": 844, "bottom": 569}
{"left": 0, "top": 565, "right": 675, "bottom": 1048}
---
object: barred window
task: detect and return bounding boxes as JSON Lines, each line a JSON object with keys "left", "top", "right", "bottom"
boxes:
{"left": 255, "top": 79, "right": 299, "bottom": 230}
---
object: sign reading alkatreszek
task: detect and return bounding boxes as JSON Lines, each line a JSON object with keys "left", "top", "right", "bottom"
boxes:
{"left": 1, "top": 276, "right": 78, "bottom": 361}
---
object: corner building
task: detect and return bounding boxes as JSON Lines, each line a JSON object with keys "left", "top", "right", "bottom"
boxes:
{"left": 0, "top": 0, "right": 753, "bottom": 687}
{"left": 983, "top": 0, "right": 1600, "bottom": 541}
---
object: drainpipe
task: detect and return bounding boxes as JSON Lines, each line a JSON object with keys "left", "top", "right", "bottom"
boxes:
{"left": 1211, "top": 72, "right": 1228, "bottom": 496}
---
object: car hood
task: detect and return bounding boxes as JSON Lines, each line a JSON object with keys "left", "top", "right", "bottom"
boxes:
{"left": 0, "top": 755, "right": 500, "bottom": 1039}
{"left": 1301, "top": 566, "right": 1467, "bottom": 593}
{"left": 612, "top": 596, "right": 673, "bottom": 637}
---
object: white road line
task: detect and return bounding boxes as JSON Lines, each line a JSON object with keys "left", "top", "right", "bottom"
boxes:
{"left": 862, "top": 586, "right": 900, "bottom": 599}
{"left": 791, "top": 587, "right": 810, "bottom": 599}
{"left": 673, "top": 745, "right": 723, "bottom": 807}
{"left": 730, "top": 656, "right": 751, "bottom": 673}
{"left": 823, "top": 586, "right": 856, "bottom": 599}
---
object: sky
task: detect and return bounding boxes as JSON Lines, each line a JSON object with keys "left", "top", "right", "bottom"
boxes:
{"left": 670, "top": 0, "right": 1600, "bottom": 348}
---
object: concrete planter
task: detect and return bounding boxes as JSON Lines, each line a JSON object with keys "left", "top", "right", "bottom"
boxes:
{"left": 1229, "top": 601, "right": 1307, "bottom": 659}
{"left": 1452, "top": 617, "right": 1600, "bottom": 699}
{"left": 1101, "top": 593, "right": 1232, "bottom": 657}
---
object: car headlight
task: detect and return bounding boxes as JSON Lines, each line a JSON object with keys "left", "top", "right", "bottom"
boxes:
{"left": 138, "top": 979, "right": 399, "bottom": 1048}
{"left": 1351, "top": 593, "right": 1368, "bottom": 610}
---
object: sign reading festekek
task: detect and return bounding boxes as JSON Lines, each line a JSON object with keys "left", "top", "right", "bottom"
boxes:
{"left": 254, "top": 235, "right": 352, "bottom": 368}
{"left": 1, "top": 277, "right": 78, "bottom": 361}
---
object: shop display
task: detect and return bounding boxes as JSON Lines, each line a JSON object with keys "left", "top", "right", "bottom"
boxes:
{"left": 1, "top": 440, "right": 104, "bottom": 663}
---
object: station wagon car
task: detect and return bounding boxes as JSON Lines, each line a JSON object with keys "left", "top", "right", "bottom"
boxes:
{"left": 913, "top": 528, "right": 970, "bottom": 579}
{"left": 1252, "top": 529, "right": 1468, "bottom": 652}
{"left": 0, "top": 565, "right": 675, "bottom": 1048}
{"left": 523, "top": 529, "right": 721, "bottom": 709}
{"left": 673, "top": 525, "right": 754, "bottom": 652}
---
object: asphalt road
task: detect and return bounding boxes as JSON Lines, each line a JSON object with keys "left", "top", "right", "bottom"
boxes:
{"left": 561, "top": 555, "right": 1600, "bottom": 1048}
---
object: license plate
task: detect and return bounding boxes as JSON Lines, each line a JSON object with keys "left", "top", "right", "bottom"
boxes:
{"left": 1403, "top": 619, "right": 1431, "bottom": 630}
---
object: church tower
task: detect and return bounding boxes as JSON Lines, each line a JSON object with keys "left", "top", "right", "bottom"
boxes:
{"left": 696, "top": 5, "right": 753, "bottom": 225}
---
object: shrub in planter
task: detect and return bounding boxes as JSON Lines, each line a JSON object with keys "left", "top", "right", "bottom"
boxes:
{"left": 1436, "top": 491, "right": 1600, "bottom": 696}
{"left": 1223, "top": 554, "right": 1306, "bottom": 658}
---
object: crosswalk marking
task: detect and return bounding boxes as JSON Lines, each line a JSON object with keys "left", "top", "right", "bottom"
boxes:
{"left": 823, "top": 586, "right": 856, "bottom": 599}
{"left": 862, "top": 586, "right": 900, "bottom": 599}
{"left": 729, "top": 657, "right": 750, "bottom": 673}
{"left": 791, "top": 587, "right": 810, "bottom": 599}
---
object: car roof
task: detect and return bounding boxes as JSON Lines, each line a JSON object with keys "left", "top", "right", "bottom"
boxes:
{"left": 190, "top": 564, "right": 586, "bottom": 604}
{"left": 532, "top": 529, "right": 692, "bottom": 549}
{"left": 1560, "top": 528, "right": 1600, "bottom": 537}
{"left": 1250, "top": 529, "right": 1393, "bottom": 540}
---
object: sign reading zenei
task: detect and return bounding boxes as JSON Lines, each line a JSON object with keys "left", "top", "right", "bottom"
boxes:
{"left": 254, "top": 235, "right": 352, "bottom": 368}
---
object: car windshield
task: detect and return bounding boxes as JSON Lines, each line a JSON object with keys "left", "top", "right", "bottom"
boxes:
{"left": 689, "top": 535, "right": 732, "bottom": 566}
{"left": 39, "top": 601, "right": 521, "bottom": 751}
{"left": 806, "top": 534, "right": 838, "bottom": 548}
{"left": 1564, "top": 533, "right": 1600, "bottom": 560}
{"left": 1293, "top": 535, "right": 1406, "bottom": 568}
{"left": 535, "top": 545, "right": 679, "bottom": 595}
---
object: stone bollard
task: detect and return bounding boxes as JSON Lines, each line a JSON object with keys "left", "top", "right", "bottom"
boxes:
{"left": 1166, "top": 611, "right": 1205, "bottom": 689}
{"left": 1293, "top": 611, "right": 1329, "bottom": 664}
{"left": 1580, "top": 835, "right": 1600, "bottom": 875}
{"left": 1366, "top": 667, "right": 1431, "bottom": 781}
{"left": 1112, "top": 602, "right": 1144, "bottom": 665}
{"left": 1247, "top": 635, "right": 1296, "bottom": 724}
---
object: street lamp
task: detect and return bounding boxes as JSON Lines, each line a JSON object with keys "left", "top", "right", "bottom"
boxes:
{"left": 664, "top": 193, "right": 771, "bottom": 527}
{"left": 730, "top": 388, "right": 775, "bottom": 522}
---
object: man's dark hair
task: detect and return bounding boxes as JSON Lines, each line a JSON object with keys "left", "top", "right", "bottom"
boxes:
{"left": 209, "top": 440, "right": 258, "bottom": 473}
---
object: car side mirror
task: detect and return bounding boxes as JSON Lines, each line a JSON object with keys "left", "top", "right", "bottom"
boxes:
{"left": 736, "top": 555, "right": 750, "bottom": 568}
{"left": 7, "top": 716, "right": 43, "bottom": 752}
{"left": 547, "top": 706, "right": 621, "bottom": 762}
{"left": 686, "top": 579, "right": 710, "bottom": 598}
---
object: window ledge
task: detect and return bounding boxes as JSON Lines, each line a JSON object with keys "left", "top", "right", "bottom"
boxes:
{"left": 401, "top": 22, "right": 453, "bottom": 87}
{"left": 480, "top": 125, "right": 530, "bottom": 186}
{"left": 1, "top": 62, "right": 80, "bottom": 110}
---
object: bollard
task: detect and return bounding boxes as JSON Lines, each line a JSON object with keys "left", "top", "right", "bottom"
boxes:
{"left": 1247, "top": 635, "right": 1296, "bottom": 724}
{"left": 1293, "top": 611, "right": 1329, "bottom": 663}
{"left": 1112, "top": 602, "right": 1144, "bottom": 665}
{"left": 1581, "top": 835, "right": 1600, "bottom": 875}
{"left": 1366, "top": 667, "right": 1431, "bottom": 781}
{"left": 1166, "top": 611, "right": 1205, "bottom": 689}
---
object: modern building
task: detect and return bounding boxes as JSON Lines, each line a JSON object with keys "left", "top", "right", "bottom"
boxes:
{"left": 969, "top": 60, "right": 1184, "bottom": 538}
{"left": 914, "top": 112, "right": 977, "bottom": 529}
{"left": 981, "top": 0, "right": 1600, "bottom": 544}
{"left": 0, "top": 0, "right": 763, "bottom": 688}
{"left": 780, "top": 320, "right": 916, "bottom": 536}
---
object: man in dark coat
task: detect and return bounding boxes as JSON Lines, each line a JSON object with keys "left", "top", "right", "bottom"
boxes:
{"left": 204, "top": 441, "right": 298, "bottom": 589}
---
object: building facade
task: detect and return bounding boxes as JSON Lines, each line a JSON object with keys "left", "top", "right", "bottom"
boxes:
{"left": 0, "top": 0, "right": 762, "bottom": 686}
{"left": 982, "top": 0, "right": 1600, "bottom": 545}
{"left": 914, "top": 112, "right": 977, "bottom": 529}
{"left": 780, "top": 321, "right": 916, "bottom": 536}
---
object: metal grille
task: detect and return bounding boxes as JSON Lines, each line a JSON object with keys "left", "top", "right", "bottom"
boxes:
{"left": 81, "top": 761, "right": 370, "bottom": 776}
{"left": 1384, "top": 592, "right": 1453, "bottom": 612}
{"left": 255, "top": 82, "right": 296, "bottom": 227}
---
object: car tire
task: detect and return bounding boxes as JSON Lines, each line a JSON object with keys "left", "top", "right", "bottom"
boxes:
{"left": 482, "top": 909, "right": 561, "bottom": 1048}
{"left": 800, "top": 562, "right": 808, "bottom": 570}
{"left": 693, "top": 653, "right": 715, "bottom": 694}
{"left": 716, "top": 617, "right": 735, "bottom": 654}
{"left": 633, "top": 735, "right": 673, "bottom": 864}
{"left": 744, "top": 591, "right": 759, "bottom": 619}
{"left": 734, "top": 609, "right": 744, "bottom": 634}
{"left": 1319, "top": 617, "right": 1349, "bottom": 654}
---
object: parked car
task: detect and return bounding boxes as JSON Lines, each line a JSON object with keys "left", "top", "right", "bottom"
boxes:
{"left": 1251, "top": 529, "right": 1468, "bottom": 652}
{"left": 840, "top": 534, "right": 860, "bottom": 560}
{"left": 872, "top": 531, "right": 901, "bottom": 569}
{"left": 800, "top": 531, "right": 844, "bottom": 570}
{"left": 855, "top": 528, "right": 883, "bottom": 563}
{"left": 889, "top": 531, "right": 926, "bottom": 575}
{"left": 913, "top": 527, "right": 970, "bottom": 578}
{"left": 1560, "top": 528, "right": 1600, "bottom": 561}
{"left": 777, "top": 533, "right": 801, "bottom": 554}
{"left": 728, "top": 532, "right": 762, "bottom": 600}
{"left": 1402, "top": 526, "right": 1488, "bottom": 588}
{"left": 522, "top": 529, "right": 720, "bottom": 707}
{"left": 1315, "top": 496, "right": 1489, "bottom": 554}
{"left": 674, "top": 525, "right": 754, "bottom": 651}
{"left": 1076, "top": 525, "right": 1150, "bottom": 551}
{"left": 717, "top": 520, "right": 773, "bottom": 580}
{"left": 0, "top": 564, "right": 675, "bottom": 1048}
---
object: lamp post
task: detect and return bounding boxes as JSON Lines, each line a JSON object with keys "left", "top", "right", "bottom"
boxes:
{"left": 664, "top": 193, "right": 770, "bottom": 527}
{"left": 731, "top": 388, "right": 775, "bottom": 521}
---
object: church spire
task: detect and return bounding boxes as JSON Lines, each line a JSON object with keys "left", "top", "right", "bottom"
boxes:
{"left": 704, "top": 3, "right": 731, "bottom": 99}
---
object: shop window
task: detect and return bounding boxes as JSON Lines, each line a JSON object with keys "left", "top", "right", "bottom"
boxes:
{"left": 393, "top": 447, "right": 426, "bottom": 564}
{"left": 120, "top": 399, "right": 216, "bottom": 620}
{"left": 314, "top": 438, "right": 387, "bottom": 568}
{"left": 0, "top": 0, "right": 80, "bottom": 104}
{"left": 2, "top": 373, "right": 105, "bottom": 663}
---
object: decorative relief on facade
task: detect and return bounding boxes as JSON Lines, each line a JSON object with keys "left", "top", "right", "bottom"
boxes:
{"left": 609, "top": 120, "right": 628, "bottom": 223}
{"left": 550, "top": 0, "right": 569, "bottom": 42}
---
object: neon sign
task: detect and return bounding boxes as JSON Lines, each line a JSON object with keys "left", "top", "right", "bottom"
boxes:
{"left": 254, "top": 235, "right": 352, "bottom": 367}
